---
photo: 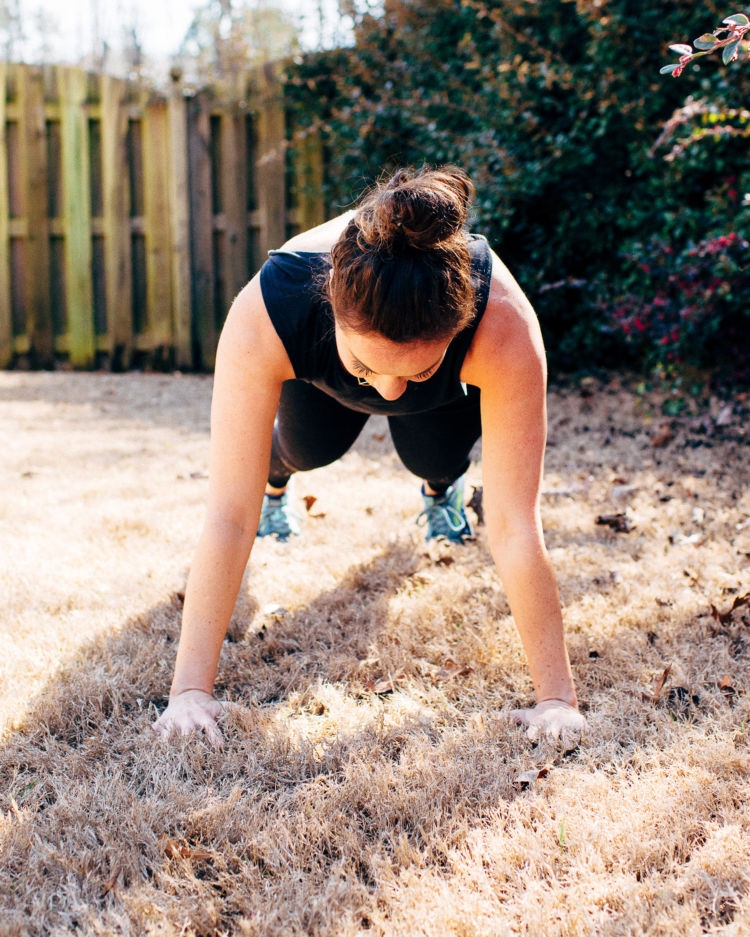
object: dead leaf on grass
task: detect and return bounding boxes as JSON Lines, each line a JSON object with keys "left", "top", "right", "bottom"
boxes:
{"left": 669, "top": 531, "right": 703, "bottom": 546}
{"left": 434, "top": 555, "right": 455, "bottom": 567}
{"left": 596, "top": 512, "right": 634, "bottom": 533}
{"left": 374, "top": 679, "right": 394, "bottom": 695}
{"left": 467, "top": 485, "right": 485, "bottom": 525}
{"left": 650, "top": 422, "right": 674, "bottom": 447}
{"left": 160, "top": 836, "right": 213, "bottom": 862}
{"left": 715, "top": 404, "right": 733, "bottom": 427}
{"left": 710, "top": 591, "right": 750, "bottom": 626}
{"left": 364, "top": 676, "right": 401, "bottom": 695}
{"left": 302, "top": 494, "right": 326, "bottom": 517}
{"left": 643, "top": 664, "right": 672, "bottom": 703}
{"left": 101, "top": 868, "right": 123, "bottom": 895}
{"left": 514, "top": 765, "right": 552, "bottom": 789}
{"left": 434, "top": 659, "right": 474, "bottom": 682}
{"left": 719, "top": 674, "right": 736, "bottom": 698}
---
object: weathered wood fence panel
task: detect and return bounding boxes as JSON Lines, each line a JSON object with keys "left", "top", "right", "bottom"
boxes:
{"left": 0, "top": 62, "right": 322, "bottom": 371}
{"left": 0, "top": 63, "right": 10, "bottom": 366}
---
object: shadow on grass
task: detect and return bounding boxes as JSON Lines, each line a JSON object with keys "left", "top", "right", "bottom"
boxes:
{"left": 0, "top": 540, "right": 540, "bottom": 936}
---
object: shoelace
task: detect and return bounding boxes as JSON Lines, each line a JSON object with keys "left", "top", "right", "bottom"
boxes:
{"left": 417, "top": 500, "right": 467, "bottom": 535}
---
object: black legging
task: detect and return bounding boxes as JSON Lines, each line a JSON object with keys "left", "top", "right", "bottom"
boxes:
{"left": 268, "top": 380, "right": 482, "bottom": 491}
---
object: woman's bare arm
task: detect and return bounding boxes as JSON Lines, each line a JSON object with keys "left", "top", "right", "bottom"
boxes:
{"left": 153, "top": 275, "right": 293, "bottom": 743}
{"left": 462, "top": 252, "right": 584, "bottom": 738}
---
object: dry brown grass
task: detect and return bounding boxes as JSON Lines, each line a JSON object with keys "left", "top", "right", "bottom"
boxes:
{"left": 1, "top": 370, "right": 749, "bottom": 937}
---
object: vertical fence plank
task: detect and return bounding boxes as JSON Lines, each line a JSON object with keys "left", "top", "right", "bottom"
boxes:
{"left": 60, "top": 67, "right": 95, "bottom": 367}
{"left": 219, "top": 108, "right": 248, "bottom": 315}
{"left": 294, "top": 128, "right": 325, "bottom": 234}
{"left": 187, "top": 93, "right": 216, "bottom": 370}
{"left": 19, "top": 65, "right": 53, "bottom": 366}
{"left": 101, "top": 75, "right": 132, "bottom": 369}
{"left": 168, "top": 78, "right": 192, "bottom": 369}
{"left": 0, "top": 63, "right": 11, "bottom": 367}
{"left": 255, "top": 63, "right": 286, "bottom": 258}
{"left": 141, "top": 95, "right": 173, "bottom": 357}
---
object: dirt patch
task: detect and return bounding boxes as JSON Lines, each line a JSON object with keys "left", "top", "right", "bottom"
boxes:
{"left": 1, "top": 370, "right": 749, "bottom": 936}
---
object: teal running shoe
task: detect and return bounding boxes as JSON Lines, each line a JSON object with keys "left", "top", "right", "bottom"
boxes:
{"left": 417, "top": 476, "right": 474, "bottom": 543}
{"left": 257, "top": 489, "right": 300, "bottom": 541}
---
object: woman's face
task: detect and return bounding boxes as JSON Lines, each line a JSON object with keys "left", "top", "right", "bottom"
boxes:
{"left": 334, "top": 323, "right": 450, "bottom": 401}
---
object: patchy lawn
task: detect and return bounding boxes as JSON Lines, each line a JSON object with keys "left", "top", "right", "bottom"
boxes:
{"left": 1, "top": 370, "right": 749, "bottom": 936}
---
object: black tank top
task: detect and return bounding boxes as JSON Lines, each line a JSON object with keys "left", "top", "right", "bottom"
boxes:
{"left": 259, "top": 234, "right": 492, "bottom": 416}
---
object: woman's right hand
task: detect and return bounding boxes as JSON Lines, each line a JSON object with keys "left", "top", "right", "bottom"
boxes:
{"left": 152, "top": 689, "right": 225, "bottom": 747}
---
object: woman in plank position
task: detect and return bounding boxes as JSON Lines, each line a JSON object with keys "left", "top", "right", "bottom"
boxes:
{"left": 153, "top": 166, "right": 585, "bottom": 745}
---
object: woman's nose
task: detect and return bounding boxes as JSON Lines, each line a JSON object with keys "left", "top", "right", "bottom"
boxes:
{"left": 371, "top": 375, "right": 408, "bottom": 400}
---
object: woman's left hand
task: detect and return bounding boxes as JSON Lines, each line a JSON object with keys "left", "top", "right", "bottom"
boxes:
{"left": 508, "top": 698, "right": 587, "bottom": 742}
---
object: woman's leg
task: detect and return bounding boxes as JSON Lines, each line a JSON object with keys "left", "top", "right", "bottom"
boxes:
{"left": 388, "top": 387, "right": 482, "bottom": 542}
{"left": 268, "top": 380, "right": 370, "bottom": 488}
{"left": 387, "top": 386, "right": 482, "bottom": 492}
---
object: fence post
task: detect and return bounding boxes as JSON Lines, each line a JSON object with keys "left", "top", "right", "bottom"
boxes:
{"left": 0, "top": 63, "right": 11, "bottom": 368}
{"left": 101, "top": 74, "right": 132, "bottom": 370}
{"left": 18, "top": 65, "right": 53, "bottom": 367}
{"left": 255, "top": 63, "right": 286, "bottom": 257}
{"left": 187, "top": 92, "right": 216, "bottom": 370}
{"left": 168, "top": 74, "right": 192, "bottom": 370}
{"left": 219, "top": 106, "right": 249, "bottom": 314}
{"left": 60, "top": 66, "right": 95, "bottom": 368}
{"left": 141, "top": 93, "right": 173, "bottom": 357}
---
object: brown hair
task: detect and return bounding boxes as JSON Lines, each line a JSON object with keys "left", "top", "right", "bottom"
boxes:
{"left": 327, "top": 166, "right": 476, "bottom": 343}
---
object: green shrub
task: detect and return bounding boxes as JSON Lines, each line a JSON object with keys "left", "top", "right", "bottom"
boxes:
{"left": 284, "top": 0, "right": 750, "bottom": 380}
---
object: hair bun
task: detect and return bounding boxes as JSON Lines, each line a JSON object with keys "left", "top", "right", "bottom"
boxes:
{"left": 356, "top": 166, "right": 474, "bottom": 254}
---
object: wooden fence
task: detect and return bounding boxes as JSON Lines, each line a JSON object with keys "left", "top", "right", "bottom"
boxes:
{"left": 0, "top": 62, "right": 324, "bottom": 371}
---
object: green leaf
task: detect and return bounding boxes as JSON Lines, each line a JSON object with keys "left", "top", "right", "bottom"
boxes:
{"left": 660, "top": 64, "right": 681, "bottom": 74}
{"left": 693, "top": 34, "right": 719, "bottom": 50}
{"left": 662, "top": 397, "right": 684, "bottom": 416}
{"left": 669, "top": 43, "right": 693, "bottom": 56}
{"left": 723, "top": 13, "right": 750, "bottom": 26}
{"left": 723, "top": 38, "right": 741, "bottom": 64}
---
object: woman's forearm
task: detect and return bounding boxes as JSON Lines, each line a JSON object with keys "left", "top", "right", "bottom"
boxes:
{"left": 489, "top": 529, "right": 577, "bottom": 707}
{"left": 170, "top": 518, "right": 255, "bottom": 697}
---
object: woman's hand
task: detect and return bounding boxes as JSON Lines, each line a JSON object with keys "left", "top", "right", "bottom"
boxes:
{"left": 152, "top": 689, "right": 225, "bottom": 747}
{"left": 508, "top": 698, "right": 587, "bottom": 742}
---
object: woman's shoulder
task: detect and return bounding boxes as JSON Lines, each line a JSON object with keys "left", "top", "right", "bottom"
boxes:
{"left": 462, "top": 249, "right": 545, "bottom": 386}
{"left": 278, "top": 211, "right": 356, "bottom": 253}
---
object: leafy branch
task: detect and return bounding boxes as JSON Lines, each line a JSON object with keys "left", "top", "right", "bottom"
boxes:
{"left": 661, "top": 12, "right": 750, "bottom": 77}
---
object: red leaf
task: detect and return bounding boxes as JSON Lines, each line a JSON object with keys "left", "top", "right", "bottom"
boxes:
{"left": 302, "top": 494, "right": 326, "bottom": 518}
